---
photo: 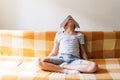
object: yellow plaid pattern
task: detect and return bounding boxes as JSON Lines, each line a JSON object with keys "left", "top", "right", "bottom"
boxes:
{"left": 82, "top": 31, "right": 120, "bottom": 59}
{"left": 0, "top": 30, "right": 120, "bottom": 59}
{"left": 0, "top": 30, "right": 56, "bottom": 57}
{"left": 0, "top": 56, "right": 120, "bottom": 80}
{"left": 0, "top": 30, "right": 120, "bottom": 80}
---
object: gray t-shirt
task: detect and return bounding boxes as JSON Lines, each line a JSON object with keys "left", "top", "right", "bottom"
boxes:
{"left": 54, "top": 31, "right": 85, "bottom": 58}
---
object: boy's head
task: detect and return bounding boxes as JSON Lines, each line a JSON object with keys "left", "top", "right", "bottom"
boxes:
{"left": 64, "top": 19, "right": 76, "bottom": 30}
{"left": 60, "top": 15, "right": 80, "bottom": 29}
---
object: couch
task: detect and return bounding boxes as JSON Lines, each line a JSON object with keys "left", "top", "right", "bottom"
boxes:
{"left": 0, "top": 30, "right": 120, "bottom": 80}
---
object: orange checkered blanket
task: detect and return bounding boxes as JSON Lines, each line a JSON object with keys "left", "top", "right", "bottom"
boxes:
{"left": 0, "top": 30, "right": 120, "bottom": 80}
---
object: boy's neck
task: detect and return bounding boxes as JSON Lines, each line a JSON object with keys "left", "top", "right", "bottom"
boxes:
{"left": 64, "top": 30, "right": 76, "bottom": 35}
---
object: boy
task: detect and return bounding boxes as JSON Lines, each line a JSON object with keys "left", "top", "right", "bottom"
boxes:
{"left": 38, "top": 15, "right": 98, "bottom": 74}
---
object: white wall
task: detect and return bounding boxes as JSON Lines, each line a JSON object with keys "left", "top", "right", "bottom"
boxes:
{"left": 0, "top": 0, "right": 120, "bottom": 31}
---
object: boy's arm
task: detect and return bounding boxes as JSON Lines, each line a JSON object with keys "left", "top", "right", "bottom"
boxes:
{"left": 48, "top": 42, "right": 59, "bottom": 57}
{"left": 80, "top": 44, "right": 88, "bottom": 60}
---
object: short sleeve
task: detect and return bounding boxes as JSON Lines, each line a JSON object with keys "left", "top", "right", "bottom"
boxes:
{"left": 78, "top": 34, "right": 85, "bottom": 44}
{"left": 54, "top": 32, "right": 59, "bottom": 43}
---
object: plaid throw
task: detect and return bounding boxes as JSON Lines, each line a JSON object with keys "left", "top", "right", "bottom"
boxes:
{"left": 0, "top": 30, "right": 120, "bottom": 59}
{"left": 0, "top": 30, "right": 56, "bottom": 57}
{"left": 82, "top": 31, "right": 120, "bottom": 59}
{"left": 0, "top": 56, "right": 120, "bottom": 80}
{"left": 0, "top": 30, "right": 120, "bottom": 80}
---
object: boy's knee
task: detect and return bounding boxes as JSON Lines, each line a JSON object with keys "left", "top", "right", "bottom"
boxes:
{"left": 88, "top": 62, "right": 98, "bottom": 72}
{"left": 37, "top": 58, "right": 42, "bottom": 66}
{"left": 37, "top": 57, "right": 52, "bottom": 70}
{"left": 37, "top": 58, "right": 46, "bottom": 70}
{"left": 38, "top": 57, "right": 51, "bottom": 66}
{"left": 38, "top": 58, "right": 45, "bottom": 65}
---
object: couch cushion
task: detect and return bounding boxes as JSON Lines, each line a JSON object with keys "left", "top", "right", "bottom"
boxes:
{"left": 0, "top": 30, "right": 56, "bottom": 57}
{"left": 82, "top": 31, "right": 120, "bottom": 59}
{"left": 0, "top": 56, "right": 120, "bottom": 80}
{"left": 0, "top": 30, "right": 120, "bottom": 58}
